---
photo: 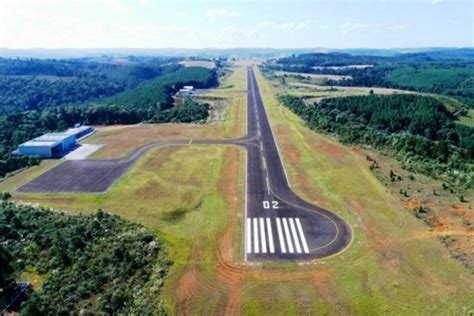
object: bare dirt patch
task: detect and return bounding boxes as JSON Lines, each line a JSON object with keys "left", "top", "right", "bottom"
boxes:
{"left": 179, "top": 60, "right": 216, "bottom": 69}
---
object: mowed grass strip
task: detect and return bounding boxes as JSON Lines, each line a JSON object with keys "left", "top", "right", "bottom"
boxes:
{"left": 253, "top": 67, "right": 474, "bottom": 313}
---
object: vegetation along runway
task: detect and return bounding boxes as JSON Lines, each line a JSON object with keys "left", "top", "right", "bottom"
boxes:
{"left": 17, "top": 67, "right": 352, "bottom": 261}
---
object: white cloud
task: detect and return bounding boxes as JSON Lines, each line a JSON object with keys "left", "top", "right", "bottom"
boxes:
{"left": 432, "top": 0, "right": 443, "bottom": 4}
{"left": 340, "top": 22, "right": 370, "bottom": 37}
{"left": 390, "top": 24, "right": 409, "bottom": 31}
{"left": 257, "top": 19, "right": 313, "bottom": 32}
{"left": 205, "top": 9, "right": 239, "bottom": 22}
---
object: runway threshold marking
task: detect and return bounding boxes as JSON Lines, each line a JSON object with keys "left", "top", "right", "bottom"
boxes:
{"left": 289, "top": 218, "right": 302, "bottom": 254}
{"left": 259, "top": 218, "right": 267, "bottom": 253}
{"left": 253, "top": 218, "right": 259, "bottom": 253}
{"left": 266, "top": 218, "right": 275, "bottom": 253}
{"left": 246, "top": 218, "right": 252, "bottom": 254}
{"left": 276, "top": 218, "right": 286, "bottom": 253}
{"left": 282, "top": 218, "right": 295, "bottom": 253}
{"left": 246, "top": 217, "right": 308, "bottom": 256}
{"left": 296, "top": 218, "right": 310, "bottom": 254}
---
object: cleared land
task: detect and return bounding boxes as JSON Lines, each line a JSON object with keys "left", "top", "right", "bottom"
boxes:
{"left": 313, "top": 64, "right": 373, "bottom": 70}
{"left": 288, "top": 82, "right": 413, "bottom": 95}
{"left": 3, "top": 62, "right": 473, "bottom": 313}
{"left": 252, "top": 67, "right": 474, "bottom": 313}
{"left": 179, "top": 60, "right": 216, "bottom": 69}
{"left": 275, "top": 70, "right": 351, "bottom": 81}
{"left": 6, "top": 144, "right": 246, "bottom": 314}
{"left": 457, "top": 109, "right": 474, "bottom": 127}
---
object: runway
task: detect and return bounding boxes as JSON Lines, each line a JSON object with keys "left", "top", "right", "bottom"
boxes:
{"left": 17, "top": 67, "right": 352, "bottom": 261}
{"left": 242, "top": 68, "right": 351, "bottom": 261}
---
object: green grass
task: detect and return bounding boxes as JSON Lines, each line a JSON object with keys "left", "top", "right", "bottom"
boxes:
{"left": 0, "top": 64, "right": 249, "bottom": 314}
{"left": 0, "top": 159, "right": 61, "bottom": 192}
{"left": 254, "top": 66, "right": 474, "bottom": 313}
{"left": 3, "top": 62, "right": 473, "bottom": 314}
{"left": 457, "top": 109, "right": 474, "bottom": 127}
{"left": 9, "top": 144, "right": 245, "bottom": 313}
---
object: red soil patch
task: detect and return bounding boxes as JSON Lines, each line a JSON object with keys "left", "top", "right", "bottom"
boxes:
{"left": 449, "top": 203, "right": 474, "bottom": 224}
{"left": 215, "top": 147, "right": 244, "bottom": 315}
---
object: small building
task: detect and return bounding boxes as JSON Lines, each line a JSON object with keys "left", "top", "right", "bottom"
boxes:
{"left": 18, "top": 133, "right": 76, "bottom": 158}
{"left": 18, "top": 140, "right": 65, "bottom": 158}
{"left": 17, "top": 126, "right": 95, "bottom": 158}
{"left": 178, "top": 85, "right": 194, "bottom": 97}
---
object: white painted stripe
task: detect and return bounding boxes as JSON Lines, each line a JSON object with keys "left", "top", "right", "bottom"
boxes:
{"left": 276, "top": 218, "right": 286, "bottom": 253}
{"left": 244, "top": 152, "right": 248, "bottom": 261}
{"left": 259, "top": 218, "right": 267, "bottom": 253}
{"left": 266, "top": 218, "right": 275, "bottom": 253}
{"left": 296, "top": 218, "right": 310, "bottom": 254}
{"left": 282, "top": 218, "right": 294, "bottom": 253}
{"left": 253, "top": 218, "right": 259, "bottom": 253}
{"left": 246, "top": 218, "right": 252, "bottom": 254}
{"left": 289, "top": 218, "right": 302, "bottom": 254}
{"left": 265, "top": 176, "right": 271, "bottom": 196}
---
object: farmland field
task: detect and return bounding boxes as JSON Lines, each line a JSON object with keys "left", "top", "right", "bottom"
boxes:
{"left": 275, "top": 70, "right": 351, "bottom": 81}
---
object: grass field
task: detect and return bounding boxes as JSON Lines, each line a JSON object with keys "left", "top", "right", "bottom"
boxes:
{"left": 275, "top": 71, "right": 351, "bottom": 81}
{"left": 1, "top": 63, "right": 248, "bottom": 314}
{"left": 254, "top": 67, "right": 474, "bottom": 313}
{"left": 8, "top": 144, "right": 246, "bottom": 314}
{"left": 2, "top": 62, "right": 473, "bottom": 314}
{"left": 457, "top": 109, "right": 474, "bottom": 127}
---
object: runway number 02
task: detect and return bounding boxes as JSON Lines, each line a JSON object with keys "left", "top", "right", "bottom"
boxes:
{"left": 263, "top": 200, "right": 279, "bottom": 209}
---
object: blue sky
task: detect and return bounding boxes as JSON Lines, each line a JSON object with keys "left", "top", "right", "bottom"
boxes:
{"left": 0, "top": 0, "right": 472, "bottom": 49}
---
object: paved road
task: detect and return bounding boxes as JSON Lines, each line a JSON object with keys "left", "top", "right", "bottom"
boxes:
{"left": 17, "top": 67, "right": 352, "bottom": 261}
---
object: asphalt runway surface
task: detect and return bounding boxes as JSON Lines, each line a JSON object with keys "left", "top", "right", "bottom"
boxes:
{"left": 17, "top": 68, "right": 352, "bottom": 261}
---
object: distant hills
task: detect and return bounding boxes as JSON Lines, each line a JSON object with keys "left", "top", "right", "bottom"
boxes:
{"left": 0, "top": 47, "right": 472, "bottom": 59}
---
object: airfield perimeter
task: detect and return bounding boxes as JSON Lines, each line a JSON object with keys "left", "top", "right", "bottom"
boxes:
{"left": 17, "top": 67, "right": 351, "bottom": 261}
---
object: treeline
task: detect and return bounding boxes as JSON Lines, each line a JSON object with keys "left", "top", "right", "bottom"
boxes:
{"left": 272, "top": 52, "right": 388, "bottom": 69}
{"left": 103, "top": 66, "right": 217, "bottom": 111}
{"left": 0, "top": 197, "right": 170, "bottom": 314}
{"left": 0, "top": 66, "right": 217, "bottom": 177}
{"left": 278, "top": 94, "right": 473, "bottom": 188}
{"left": 0, "top": 57, "right": 182, "bottom": 114}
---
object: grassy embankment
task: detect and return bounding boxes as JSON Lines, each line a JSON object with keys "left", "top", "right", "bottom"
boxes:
{"left": 249, "top": 66, "right": 474, "bottom": 314}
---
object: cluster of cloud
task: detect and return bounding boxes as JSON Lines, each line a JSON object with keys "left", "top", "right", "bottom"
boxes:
{"left": 258, "top": 20, "right": 313, "bottom": 31}
{"left": 205, "top": 9, "right": 240, "bottom": 23}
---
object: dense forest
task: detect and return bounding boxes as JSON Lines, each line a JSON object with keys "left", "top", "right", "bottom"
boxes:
{"left": 278, "top": 94, "right": 474, "bottom": 189}
{"left": 266, "top": 50, "right": 474, "bottom": 107}
{"left": 0, "top": 62, "right": 217, "bottom": 178}
{"left": 0, "top": 196, "right": 170, "bottom": 314}
{"left": 0, "top": 58, "right": 182, "bottom": 114}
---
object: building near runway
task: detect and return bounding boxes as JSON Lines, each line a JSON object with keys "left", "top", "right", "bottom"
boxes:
{"left": 17, "top": 126, "right": 94, "bottom": 158}
{"left": 178, "top": 85, "right": 194, "bottom": 96}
